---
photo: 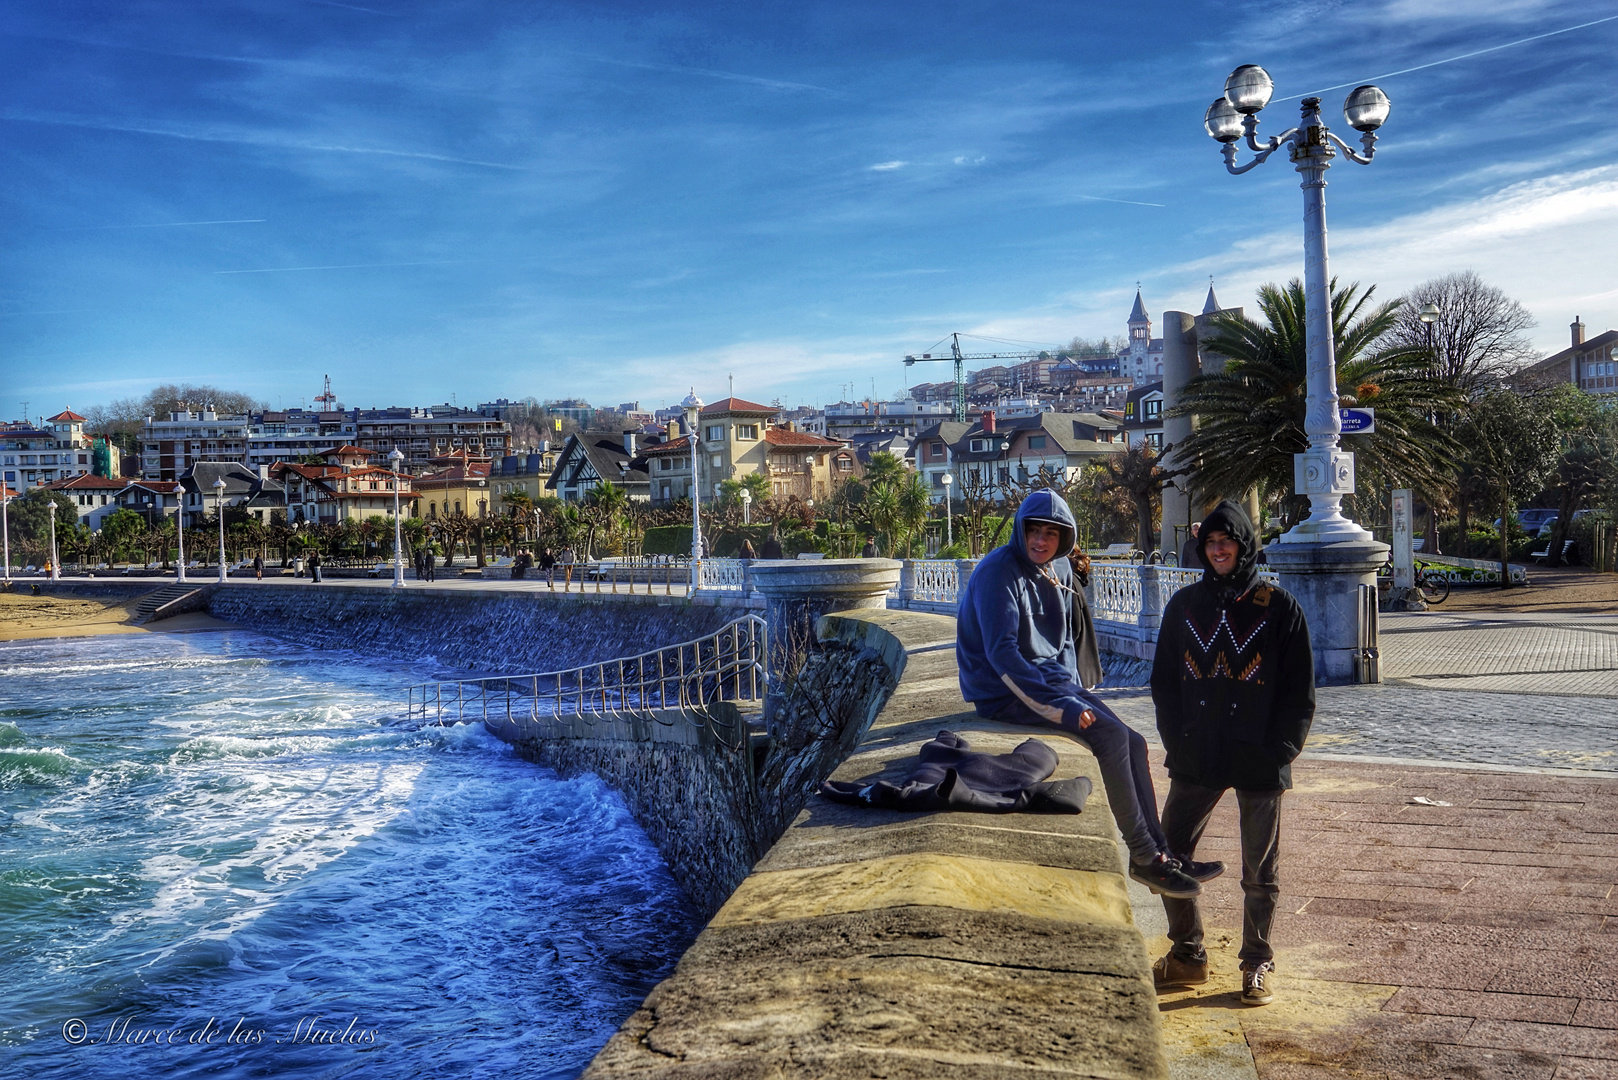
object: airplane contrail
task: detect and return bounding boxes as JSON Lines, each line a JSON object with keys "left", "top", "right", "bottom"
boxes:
{"left": 1076, "top": 194, "right": 1166, "bottom": 208}
{"left": 78, "top": 219, "right": 267, "bottom": 230}
{"left": 214, "top": 259, "right": 463, "bottom": 275}
{"left": 1280, "top": 12, "right": 1618, "bottom": 101}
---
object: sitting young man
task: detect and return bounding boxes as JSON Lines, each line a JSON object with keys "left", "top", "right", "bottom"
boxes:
{"left": 957, "top": 490, "right": 1215, "bottom": 899}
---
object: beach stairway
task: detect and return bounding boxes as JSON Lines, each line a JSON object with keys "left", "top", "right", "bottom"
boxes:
{"left": 133, "top": 584, "right": 209, "bottom": 625}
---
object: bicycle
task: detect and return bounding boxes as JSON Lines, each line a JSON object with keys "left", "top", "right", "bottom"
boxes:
{"left": 1378, "top": 556, "right": 1449, "bottom": 604}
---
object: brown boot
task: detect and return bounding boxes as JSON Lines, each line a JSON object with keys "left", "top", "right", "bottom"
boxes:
{"left": 1152, "top": 952, "right": 1209, "bottom": 988}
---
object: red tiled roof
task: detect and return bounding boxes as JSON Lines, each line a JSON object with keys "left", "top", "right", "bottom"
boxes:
{"left": 45, "top": 473, "right": 126, "bottom": 490}
{"left": 699, "top": 397, "right": 777, "bottom": 417}
{"left": 763, "top": 428, "right": 844, "bottom": 449}
{"left": 321, "top": 444, "right": 373, "bottom": 458}
{"left": 118, "top": 479, "right": 182, "bottom": 494}
{"left": 47, "top": 409, "right": 87, "bottom": 423}
{"left": 641, "top": 435, "right": 696, "bottom": 457}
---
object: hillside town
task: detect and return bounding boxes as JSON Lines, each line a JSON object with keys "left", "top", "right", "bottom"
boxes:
{"left": 5, "top": 284, "right": 1616, "bottom": 577}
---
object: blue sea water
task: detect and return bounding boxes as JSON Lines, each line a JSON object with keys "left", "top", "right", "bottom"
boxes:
{"left": 0, "top": 630, "right": 701, "bottom": 1079}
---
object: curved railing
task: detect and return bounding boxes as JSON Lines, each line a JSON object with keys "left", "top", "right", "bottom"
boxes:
{"left": 402, "top": 614, "right": 767, "bottom": 748}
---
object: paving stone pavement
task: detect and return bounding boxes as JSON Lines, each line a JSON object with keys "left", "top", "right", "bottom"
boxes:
{"left": 1125, "top": 751, "right": 1618, "bottom": 1080}
{"left": 1379, "top": 612, "right": 1618, "bottom": 698}
{"left": 1102, "top": 608, "right": 1617, "bottom": 1077}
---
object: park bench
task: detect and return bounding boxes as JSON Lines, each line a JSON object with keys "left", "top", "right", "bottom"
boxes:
{"left": 1531, "top": 538, "right": 1576, "bottom": 564}
{"left": 1092, "top": 543, "right": 1140, "bottom": 560}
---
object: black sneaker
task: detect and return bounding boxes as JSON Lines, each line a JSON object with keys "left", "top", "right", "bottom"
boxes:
{"left": 1129, "top": 856, "right": 1201, "bottom": 899}
{"left": 1177, "top": 858, "right": 1225, "bottom": 883}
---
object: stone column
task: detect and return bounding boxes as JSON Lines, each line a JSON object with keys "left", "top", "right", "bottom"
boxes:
{"left": 747, "top": 559, "right": 903, "bottom": 724}
{"left": 1158, "top": 311, "right": 1198, "bottom": 556}
{"left": 955, "top": 558, "right": 980, "bottom": 594}
{"left": 1263, "top": 540, "right": 1388, "bottom": 684}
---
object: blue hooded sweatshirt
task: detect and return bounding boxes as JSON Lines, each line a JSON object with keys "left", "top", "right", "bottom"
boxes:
{"left": 956, "top": 490, "right": 1111, "bottom": 728}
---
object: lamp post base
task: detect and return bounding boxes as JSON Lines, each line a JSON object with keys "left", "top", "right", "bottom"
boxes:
{"left": 1263, "top": 539, "right": 1388, "bottom": 684}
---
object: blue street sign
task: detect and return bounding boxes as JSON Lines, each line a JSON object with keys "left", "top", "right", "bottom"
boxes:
{"left": 1340, "top": 407, "right": 1375, "bottom": 434}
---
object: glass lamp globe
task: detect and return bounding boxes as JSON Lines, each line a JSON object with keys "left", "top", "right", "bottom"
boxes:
{"left": 1343, "top": 85, "right": 1391, "bottom": 131}
{"left": 1223, "top": 65, "right": 1273, "bottom": 114}
{"left": 1204, "top": 97, "right": 1243, "bottom": 143}
{"left": 1418, "top": 302, "right": 1440, "bottom": 324}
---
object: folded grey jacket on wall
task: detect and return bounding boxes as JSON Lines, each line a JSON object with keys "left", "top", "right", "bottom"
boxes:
{"left": 820, "top": 730, "right": 1093, "bottom": 813}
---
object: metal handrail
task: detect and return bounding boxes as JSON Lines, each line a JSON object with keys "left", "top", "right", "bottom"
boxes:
{"left": 403, "top": 614, "right": 766, "bottom": 748}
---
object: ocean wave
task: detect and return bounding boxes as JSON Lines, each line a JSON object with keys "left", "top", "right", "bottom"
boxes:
{"left": 0, "top": 746, "right": 86, "bottom": 787}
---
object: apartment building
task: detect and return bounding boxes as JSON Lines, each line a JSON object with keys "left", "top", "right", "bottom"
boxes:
{"left": 2, "top": 410, "right": 104, "bottom": 493}
{"left": 144, "top": 406, "right": 510, "bottom": 479}
{"left": 140, "top": 411, "right": 253, "bottom": 481}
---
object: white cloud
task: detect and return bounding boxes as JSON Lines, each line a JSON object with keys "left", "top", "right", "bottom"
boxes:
{"left": 868, "top": 160, "right": 907, "bottom": 171}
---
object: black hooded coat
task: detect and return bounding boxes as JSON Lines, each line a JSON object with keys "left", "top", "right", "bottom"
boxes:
{"left": 1150, "top": 500, "right": 1315, "bottom": 791}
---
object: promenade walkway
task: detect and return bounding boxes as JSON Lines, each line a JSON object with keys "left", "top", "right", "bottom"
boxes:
{"left": 1105, "top": 602, "right": 1618, "bottom": 1078}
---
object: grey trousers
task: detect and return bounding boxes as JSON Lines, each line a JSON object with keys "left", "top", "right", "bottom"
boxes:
{"left": 1160, "top": 777, "right": 1284, "bottom": 968}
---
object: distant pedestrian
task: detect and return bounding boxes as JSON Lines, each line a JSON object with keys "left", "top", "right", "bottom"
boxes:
{"left": 1178, "top": 523, "right": 1203, "bottom": 570}
{"left": 539, "top": 547, "right": 556, "bottom": 587}
{"left": 738, "top": 539, "right": 757, "bottom": 560}
{"left": 760, "top": 533, "right": 783, "bottom": 560}
{"left": 1150, "top": 500, "right": 1315, "bottom": 1008}
{"left": 308, "top": 550, "right": 323, "bottom": 583}
{"left": 511, "top": 549, "right": 532, "bottom": 580}
{"left": 252, "top": 553, "right": 264, "bottom": 580}
{"left": 860, "top": 536, "right": 877, "bottom": 558}
{"left": 559, "top": 545, "right": 576, "bottom": 587}
{"left": 423, "top": 548, "right": 436, "bottom": 582}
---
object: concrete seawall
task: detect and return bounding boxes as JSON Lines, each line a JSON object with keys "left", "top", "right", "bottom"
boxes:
{"left": 585, "top": 609, "right": 1168, "bottom": 1078}
{"left": 203, "top": 583, "right": 739, "bottom": 673}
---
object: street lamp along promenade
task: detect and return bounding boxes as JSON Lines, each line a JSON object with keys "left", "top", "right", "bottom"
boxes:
{"left": 941, "top": 472, "right": 954, "bottom": 548}
{"left": 48, "top": 501, "right": 59, "bottom": 581}
{"left": 213, "top": 477, "right": 228, "bottom": 583}
{"left": 388, "top": 448, "right": 406, "bottom": 588}
{"left": 1204, "top": 65, "right": 1390, "bottom": 543}
{"left": 682, "top": 389, "right": 704, "bottom": 583}
{"left": 1, "top": 486, "right": 11, "bottom": 582}
{"left": 175, "top": 495, "right": 187, "bottom": 584}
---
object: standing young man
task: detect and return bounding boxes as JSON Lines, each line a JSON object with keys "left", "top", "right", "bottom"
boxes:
{"left": 957, "top": 490, "right": 1215, "bottom": 900}
{"left": 1150, "top": 500, "right": 1315, "bottom": 1006}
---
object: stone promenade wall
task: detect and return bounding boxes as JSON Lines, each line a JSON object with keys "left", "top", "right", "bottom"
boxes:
{"left": 203, "top": 584, "right": 738, "bottom": 673}
{"left": 585, "top": 608, "right": 1168, "bottom": 1079}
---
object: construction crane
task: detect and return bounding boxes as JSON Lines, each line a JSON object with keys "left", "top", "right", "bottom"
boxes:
{"left": 903, "top": 333, "right": 1050, "bottom": 423}
{"left": 314, "top": 375, "right": 338, "bottom": 412}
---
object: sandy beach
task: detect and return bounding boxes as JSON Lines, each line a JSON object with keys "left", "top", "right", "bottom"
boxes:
{"left": 0, "top": 591, "right": 235, "bottom": 641}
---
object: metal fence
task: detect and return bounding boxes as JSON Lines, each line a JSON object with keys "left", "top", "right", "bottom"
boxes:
{"left": 403, "top": 613, "right": 767, "bottom": 747}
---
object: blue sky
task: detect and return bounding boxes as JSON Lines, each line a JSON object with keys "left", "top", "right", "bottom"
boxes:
{"left": 5, "top": 0, "right": 1618, "bottom": 420}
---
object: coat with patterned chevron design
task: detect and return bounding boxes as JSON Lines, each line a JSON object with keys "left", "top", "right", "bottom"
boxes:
{"left": 1150, "top": 577, "right": 1315, "bottom": 791}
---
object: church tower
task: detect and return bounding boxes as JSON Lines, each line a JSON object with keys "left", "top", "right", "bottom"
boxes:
{"left": 1128, "top": 287, "right": 1151, "bottom": 344}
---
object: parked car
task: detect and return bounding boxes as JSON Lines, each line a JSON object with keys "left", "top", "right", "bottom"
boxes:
{"left": 1495, "top": 508, "right": 1560, "bottom": 537}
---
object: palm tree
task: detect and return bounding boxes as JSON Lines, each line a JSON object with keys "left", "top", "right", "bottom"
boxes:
{"left": 1169, "top": 279, "right": 1462, "bottom": 528}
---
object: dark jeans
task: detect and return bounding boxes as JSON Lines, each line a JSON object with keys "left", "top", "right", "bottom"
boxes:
{"left": 1160, "top": 778, "right": 1283, "bottom": 967}
{"left": 996, "top": 699, "right": 1168, "bottom": 865}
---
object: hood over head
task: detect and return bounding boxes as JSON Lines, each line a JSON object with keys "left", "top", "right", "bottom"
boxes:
{"left": 1011, "top": 489, "right": 1076, "bottom": 569}
{"left": 1196, "top": 499, "right": 1261, "bottom": 593}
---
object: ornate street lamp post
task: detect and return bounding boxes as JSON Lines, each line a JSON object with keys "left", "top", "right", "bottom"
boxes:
{"left": 1, "top": 485, "right": 10, "bottom": 581}
{"left": 213, "top": 477, "right": 228, "bottom": 583}
{"left": 682, "top": 389, "right": 704, "bottom": 583}
{"left": 740, "top": 488, "right": 751, "bottom": 526}
{"left": 1205, "top": 66, "right": 1391, "bottom": 542}
{"left": 48, "top": 501, "right": 59, "bottom": 580}
{"left": 388, "top": 448, "right": 405, "bottom": 588}
{"left": 941, "top": 472, "right": 954, "bottom": 548}
{"left": 175, "top": 495, "right": 187, "bottom": 583}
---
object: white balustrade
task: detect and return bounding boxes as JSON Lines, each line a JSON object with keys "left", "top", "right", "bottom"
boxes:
{"left": 696, "top": 558, "right": 748, "bottom": 591}
{"left": 1086, "top": 564, "right": 1144, "bottom": 625}
{"left": 908, "top": 560, "right": 959, "bottom": 604}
